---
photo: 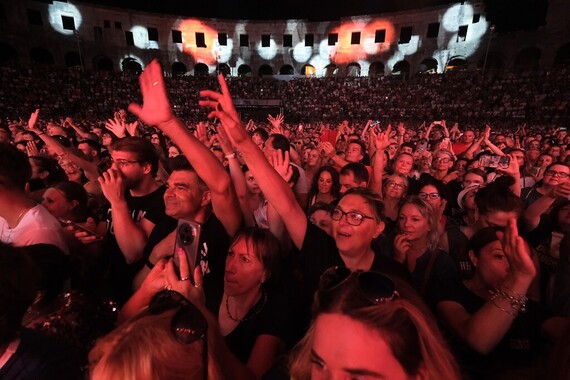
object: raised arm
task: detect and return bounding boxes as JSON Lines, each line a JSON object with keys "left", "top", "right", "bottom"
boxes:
{"left": 437, "top": 219, "right": 536, "bottom": 354}
{"left": 128, "top": 60, "right": 241, "bottom": 236}
{"left": 370, "top": 125, "right": 392, "bottom": 196}
{"left": 198, "top": 75, "right": 308, "bottom": 249}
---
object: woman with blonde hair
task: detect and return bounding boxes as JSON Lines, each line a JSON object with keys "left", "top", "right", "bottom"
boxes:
{"left": 289, "top": 266, "right": 461, "bottom": 380}
{"left": 393, "top": 196, "right": 459, "bottom": 298}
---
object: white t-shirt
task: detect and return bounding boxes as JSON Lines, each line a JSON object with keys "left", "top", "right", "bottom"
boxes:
{"left": 0, "top": 205, "right": 69, "bottom": 254}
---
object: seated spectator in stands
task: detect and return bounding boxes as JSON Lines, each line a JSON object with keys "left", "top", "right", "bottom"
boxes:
{"left": 0, "top": 143, "right": 68, "bottom": 253}
{"left": 0, "top": 243, "right": 83, "bottom": 380}
{"left": 289, "top": 266, "right": 461, "bottom": 380}
{"left": 435, "top": 223, "right": 568, "bottom": 378}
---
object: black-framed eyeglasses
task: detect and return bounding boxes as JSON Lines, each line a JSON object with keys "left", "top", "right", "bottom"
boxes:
{"left": 418, "top": 192, "right": 440, "bottom": 200}
{"left": 434, "top": 157, "right": 451, "bottom": 163}
{"left": 331, "top": 207, "right": 375, "bottom": 226}
{"left": 149, "top": 290, "right": 208, "bottom": 380}
{"left": 318, "top": 266, "right": 399, "bottom": 307}
{"left": 544, "top": 169, "right": 569, "bottom": 178}
{"left": 110, "top": 157, "right": 141, "bottom": 167}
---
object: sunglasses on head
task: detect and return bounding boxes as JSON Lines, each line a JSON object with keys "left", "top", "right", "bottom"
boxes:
{"left": 318, "top": 266, "right": 399, "bottom": 308}
{"left": 149, "top": 290, "right": 208, "bottom": 380}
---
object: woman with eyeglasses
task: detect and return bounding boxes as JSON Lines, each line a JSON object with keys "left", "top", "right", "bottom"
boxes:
{"left": 392, "top": 196, "right": 459, "bottom": 299}
{"left": 521, "top": 163, "right": 570, "bottom": 208}
{"left": 434, "top": 222, "right": 567, "bottom": 379}
{"left": 417, "top": 179, "right": 448, "bottom": 230}
{"left": 289, "top": 266, "right": 461, "bottom": 380}
{"left": 431, "top": 149, "right": 456, "bottom": 183}
{"left": 198, "top": 73, "right": 409, "bottom": 297}
{"left": 381, "top": 174, "right": 408, "bottom": 234}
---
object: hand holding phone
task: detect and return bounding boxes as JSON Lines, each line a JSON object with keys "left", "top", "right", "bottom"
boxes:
{"left": 59, "top": 218, "right": 103, "bottom": 242}
{"left": 172, "top": 220, "right": 202, "bottom": 281}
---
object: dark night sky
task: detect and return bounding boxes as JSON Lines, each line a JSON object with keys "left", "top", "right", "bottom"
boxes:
{"left": 77, "top": 0, "right": 457, "bottom": 21}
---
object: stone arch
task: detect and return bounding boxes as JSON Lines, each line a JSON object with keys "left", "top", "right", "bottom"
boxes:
{"left": 30, "top": 47, "right": 54, "bottom": 65}
{"left": 478, "top": 52, "right": 505, "bottom": 70}
{"left": 346, "top": 62, "right": 361, "bottom": 77}
{"left": 368, "top": 61, "right": 384, "bottom": 77}
{"left": 194, "top": 63, "right": 209, "bottom": 76}
{"left": 122, "top": 57, "right": 142, "bottom": 73}
{"left": 93, "top": 55, "right": 113, "bottom": 71}
{"left": 217, "top": 63, "right": 230, "bottom": 76}
{"left": 324, "top": 63, "right": 338, "bottom": 77}
{"left": 64, "top": 51, "right": 81, "bottom": 68}
{"left": 445, "top": 56, "right": 468, "bottom": 71}
{"left": 419, "top": 57, "right": 438, "bottom": 73}
{"left": 279, "top": 64, "right": 294, "bottom": 75}
{"left": 0, "top": 42, "right": 18, "bottom": 65}
{"left": 392, "top": 60, "right": 410, "bottom": 77}
{"left": 258, "top": 64, "right": 273, "bottom": 76}
{"left": 514, "top": 47, "right": 540, "bottom": 70}
{"left": 238, "top": 64, "right": 252, "bottom": 77}
{"left": 554, "top": 43, "right": 570, "bottom": 66}
{"left": 301, "top": 64, "right": 316, "bottom": 76}
{"left": 172, "top": 61, "right": 187, "bottom": 76}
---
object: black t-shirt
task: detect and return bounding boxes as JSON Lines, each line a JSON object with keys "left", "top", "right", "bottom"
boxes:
{"left": 104, "top": 185, "right": 175, "bottom": 305}
{"left": 207, "top": 287, "right": 290, "bottom": 364}
{"left": 0, "top": 329, "right": 83, "bottom": 380}
{"left": 446, "top": 225, "right": 473, "bottom": 279}
{"left": 299, "top": 222, "right": 409, "bottom": 295}
{"left": 433, "top": 281, "right": 549, "bottom": 378}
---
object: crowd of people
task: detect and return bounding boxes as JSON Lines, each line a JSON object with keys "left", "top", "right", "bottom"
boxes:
{"left": 0, "top": 58, "right": 569, "bottom": 380}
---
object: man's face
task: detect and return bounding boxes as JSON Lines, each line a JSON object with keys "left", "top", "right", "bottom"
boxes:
{"left": 78, "top": 142, "right": 96, "bottom": 160}
{"left": 462, "top": 131, "right": 475, "bottom": 144}
{"left": 110, "top": 150, "right": 148, "bottom": 190}
{"left": 163, "top": 170, "right": 207, "bottom": 219}
{"left": 345, "top": 142, "right": 363, "bottom": 163}
{"left": 339, "top": 171, "right": 365, "bottom": 194}
{"left": 263, "top": 136, "right": 277, "bottom": 160}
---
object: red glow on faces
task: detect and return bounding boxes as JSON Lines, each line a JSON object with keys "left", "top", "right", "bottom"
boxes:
{"left": 330, "top": 20, "right": 395, "bottom": 64}
{"left": 178, "top": 19, "right": 219, "bottom": 65}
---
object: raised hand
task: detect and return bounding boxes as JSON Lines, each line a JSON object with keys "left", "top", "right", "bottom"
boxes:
{"left": 375, "top": 124, "right": 393, "bottom": 151}
{"left": 125, "top": 120, "right": 139, "bottom": 137}
{"left": 194, "top": 122, "right": 211, "bottom": 147}
{"left": 26, "top": 141, "right": 41, "bottom": 157}
{"left": 393, "top": 233, "right": 411, "bottom": 264}
{"left": 267, "top": 113, "right": 284, "bottom": 134}
{"left": 28, "top": 109, "right": 41, "bottom": 132}
{"left": 497, "top": 218, "right": 536, "bottom": 281}
{"left": 318, "top": 141, "right": 335, "bottom": 159}
{"left": 98, "top": 168, "right": 126, "bottom": 205}
{"left": 105, "top": 116, "right": 127, "bottom": 138}
{"left": 397, "top": 122, "right": 406, "bottom": 136}
{"left": 271, "top": 149, "right": 293, "bottom": 183}
{"left": 128, "top": 60, "right": 175, "bottom": 127}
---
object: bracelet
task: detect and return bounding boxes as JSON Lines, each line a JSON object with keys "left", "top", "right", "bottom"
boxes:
{"left": 225, "top": 152, "right": 236, "bottom": 159}
{"left": 145, "top": 257, "right": 155, "bottom": 270}
{"left": 36, "top": 131, "right": 45, "bottom": 135}
{"left": 489, "top": 287, "right": 528, "bottom": 316}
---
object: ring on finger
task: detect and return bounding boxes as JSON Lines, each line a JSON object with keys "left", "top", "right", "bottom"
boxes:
{"left": 194, "top": 283, "right": 202, "bottom": 288}
{"left": 180, "top": 276, "right": 190, "bottom": 282}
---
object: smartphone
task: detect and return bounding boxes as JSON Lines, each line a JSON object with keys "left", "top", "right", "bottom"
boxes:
{"left": 478, "top": 155, "right": 510, "bottom": 169}
{"left": 58, "top": 218, "right": 102, "bottom": 241}
{"left": 528, "top": 166, "right": 542, "bottom": 176}
{"left": 172, "top": 219, "right": 202, "bottom": 279}
{"left": 370, "top": 120, "right": 381, "bottom": 127}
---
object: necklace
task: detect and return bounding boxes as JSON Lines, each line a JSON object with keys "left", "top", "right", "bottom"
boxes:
{"left": 225, "top": 291, "right": 267, "bottom": 323}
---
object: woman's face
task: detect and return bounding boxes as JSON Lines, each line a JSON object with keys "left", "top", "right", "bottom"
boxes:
{"left": 418, "top": 184, "right": 442, "bottom": 209}
{"left": 318, "top": 171, "right": 333, "bottom": 195}
{"left": 394, "top": 155, "right": 413, "bottom": 175}
{"left": 398, "top": 203, "right": 430, "bottom": 242}
{"left": 102, "top": 133, "right": 113, "bottom": 147}
{"left": 463, "top": 173, "right": 485, "bottom": 188}
{"left": 41, "top": 188, "right": 75, "bottom": 219}
{"left": 542, "top": 164, "right": 570, "bottom": 188}
{"left": 536, "top": 155, "right": 553, "bottom": 167}
{"left": 244, "top": 171, "right": 261, "bottom": 194}
{"left": 384, "top": 176, "right": 407, "bottom": 199}
{"left": 311, "top": 313, "right": 414, "bottom": 380}
{"left": 471, "top": 240, "right": 510, "bottom": 289}
{"left": 151, "top": 134, "right": 160, "bottom": 145}
{"left": 463, "top": 189, "right": 478, "bottom": 211}
{"left": 308, "top": 149, "right": 320, "bottom": 167}
{"left": 224, "top": 237, "right": 266, "bottom": 297}
{"left": 168, "top": 146, "right": 181, "bottom": 158}
{"left": 332, "top": 194, "right": 383, "bottom": 256}
{"left": 310, "top": 209, "right": 333, "bottom": 236}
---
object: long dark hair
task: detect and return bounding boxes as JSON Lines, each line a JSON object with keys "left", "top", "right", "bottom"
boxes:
{"left": 309, "top": 166, "right": 340, "bottom": 199}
